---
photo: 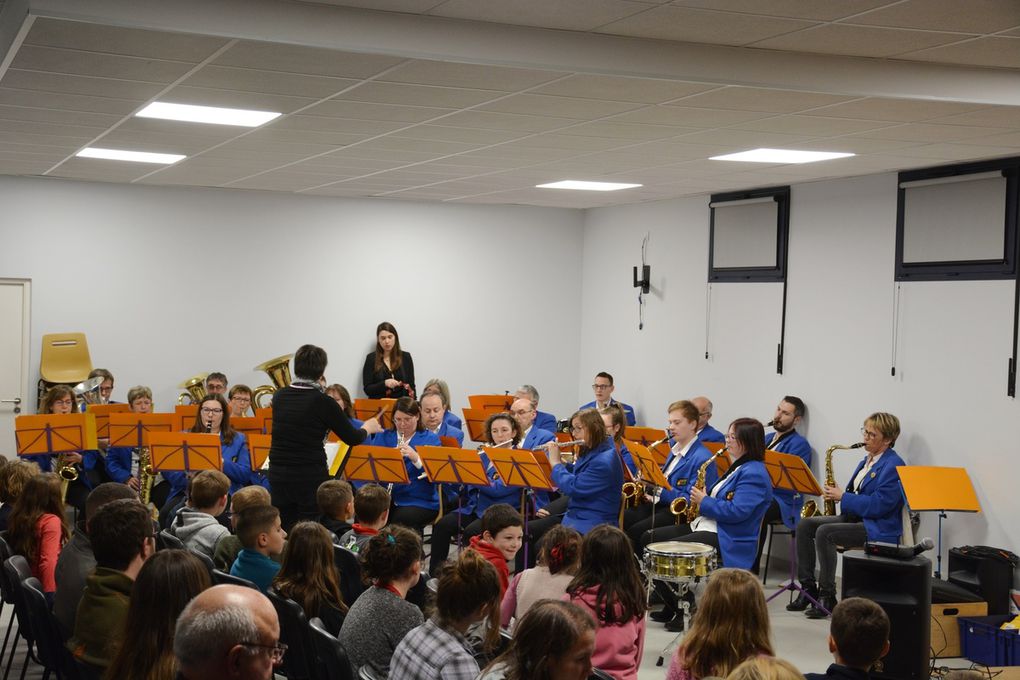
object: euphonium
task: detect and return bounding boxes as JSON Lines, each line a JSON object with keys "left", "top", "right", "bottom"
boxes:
{"left": 73, "top": 376, "right": 105, "bottom": 411}
{"left": 252, "top": 354, "right": 293, "bottom": 409}
{"left": 686, "top": 447, "right": 726, "bottom": 523}
{"left": 177, "top": 373, "right": 209, "bottom": 406}
{"left": 802, "top": 442, "right": 865, "bottom": 518}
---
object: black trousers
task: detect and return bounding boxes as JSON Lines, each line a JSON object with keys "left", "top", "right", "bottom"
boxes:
{"left": 623, "top": 503, "right": 676, "bottom": 552}
{"left": 524, "top": 496, "right": 569, "bottom": 567}
{"left": 389, "top": 505, "right": 439, "bottom": 536}
{"left": 428, "top": 511, "right": 482, "bottom": 574}
{"left": 269, "top": 472, "right": 328, "bottom": 532}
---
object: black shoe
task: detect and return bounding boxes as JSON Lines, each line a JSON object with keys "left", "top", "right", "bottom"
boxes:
{"left": 649, "top": 608, "right": 674, "bottom": 623}
{"left": 805, "top": 593, "right": 837, "bottom": 619}
{"left": 648, "top": 590, "right": 664, "bottom": 606}
{"left": 664, "top": 614, "right": 686, "bottom": 632}
{"left": 786, "top": 583, "right": 818, "bottom": 612}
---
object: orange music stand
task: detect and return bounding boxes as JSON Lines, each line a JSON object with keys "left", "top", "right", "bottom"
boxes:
{"left": 353, "top": 399, "right": 395, "bottom": 429}
{"left": 86, "top": 404, "right": 130, "bottom": 440}
{"left": 461, "top": 408, "right": 489, "bottom": 442}
{"left": 327, "top": 442, "right": 351, "bottom": 477}
{"left": 897, "top": 466, "right": 980, "bottom": 578}
{"left": 625, "top": 428, "right": 669, "bottom": 464}
{"left": 248, "top": 433, "right": 271, "bottom": 472}
{"left": 174, "top": 405, "right": 198, "bottom": 432}
{"left": 486, "top": 449, "right": 556, "bottom": 492}
{"left": 554, "top": 431, "right": 582, "bottom": 455}
{"left": 232, "top": 416, "right": 265, "bottom": 438}
{"left": 108, "top": 413, "right": 176, "bottom": 448}
{"left": 764, "top": 450, "right": 823, "bottom": 606}
{"left": 147, "top": 432, "right": 222, "bottom": 472}
{"left": 705, "top": 442, "right": 732, "bottom": 476}
{"left": 417, "top": 446, "right": 490, "bottom": 486}
{"left": 344, "top": 445, "right": 409, "bottom": 485}
{"left": 15, "top": 413, "right": 98, "bottom": 455}
{"left": 439, "top": 435, "right": 460, "bottom": 449}
{"left": 467, "top": 394, "right": 514, "bottom": 413}
{"left": 629, "top": 441, "right": 672, "bottom": 491}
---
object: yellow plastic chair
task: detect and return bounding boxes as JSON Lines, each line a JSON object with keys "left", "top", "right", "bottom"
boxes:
{"left": 37, "top": 332, "right": 93, "bottom": 409}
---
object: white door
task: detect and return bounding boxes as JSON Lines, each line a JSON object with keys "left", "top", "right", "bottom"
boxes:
{"left": 0, "top": 279, "right": 31, "bottom": 459}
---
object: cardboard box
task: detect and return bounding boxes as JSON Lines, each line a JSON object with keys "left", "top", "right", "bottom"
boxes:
{"left": 933, "top": 602, "right": 988, "bottom": 657}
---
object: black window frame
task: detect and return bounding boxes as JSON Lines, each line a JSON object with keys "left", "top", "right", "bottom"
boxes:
{"left": 708, "top": 186, "right": 790, "bottom": 283}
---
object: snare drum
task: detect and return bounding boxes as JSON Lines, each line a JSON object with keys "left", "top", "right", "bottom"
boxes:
{"left": 643, "top": 541, "right": 716, "bottom": 582}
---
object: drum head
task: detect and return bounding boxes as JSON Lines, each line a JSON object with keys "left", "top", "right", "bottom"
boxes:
{"left": 645, "top": 541, "right": 715, "bottom": 556}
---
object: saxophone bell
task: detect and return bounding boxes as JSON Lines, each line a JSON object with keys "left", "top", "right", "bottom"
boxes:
{"left": 669, "top": 497, "right": 688, "bottom": 525}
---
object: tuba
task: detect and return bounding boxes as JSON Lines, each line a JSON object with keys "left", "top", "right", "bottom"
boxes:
{"left": 802, "top": 442, "right": 865, "bottom": 518}
{"left": 177, "top": 373, "right": 209, "bottom": 406}
{"left": 252, "top": 354, "right": 293, "bottom": 409}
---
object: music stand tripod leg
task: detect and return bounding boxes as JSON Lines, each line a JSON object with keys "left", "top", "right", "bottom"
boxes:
{"left": 765, "top": 530, "right": 828, "bottom": 614}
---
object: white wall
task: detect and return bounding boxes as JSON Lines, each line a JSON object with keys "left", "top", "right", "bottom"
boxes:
{"left": 0, "top": 175, "right": 585, "bottom": 420}
{"left": 580, "top": 172, "right": 1020, "bottom": 575}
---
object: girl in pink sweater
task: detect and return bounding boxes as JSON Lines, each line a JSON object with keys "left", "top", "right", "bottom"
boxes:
{"left": 501, "top": 524, "right": 581, "bottom": 628}
{"left": 7, "top": 473, "right": 68, "bottom": 594}
{"left": 564, "top": 525, "right": 646, "bottom": 680}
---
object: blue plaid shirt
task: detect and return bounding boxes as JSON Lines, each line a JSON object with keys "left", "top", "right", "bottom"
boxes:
{"left": 389, "top": 618, "right": 478, "bottom": 680}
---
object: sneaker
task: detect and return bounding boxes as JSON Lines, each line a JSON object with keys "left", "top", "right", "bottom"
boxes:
{"left": 786, "top": 583, "right": 818, "bottom": 612}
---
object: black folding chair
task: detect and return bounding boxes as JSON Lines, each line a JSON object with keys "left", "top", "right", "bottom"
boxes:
{"left": 266, "top": 589, "right": 321, "bottom": 680}
{"left": 210, "top": 570, "right": 258, "bottom": 590}
{"left": 2, "top": 555, "right": 40, "bottom": 680}
{"left": 332, "top": 546, "right": 364, "bottom": 607}
{"left": 0, "top": 537, "right": 19, "bottom": 670}
{"left": 307, "top": 618, "right": 354, "bottom": 680}
{"left": 156, "top": 530, "right": 185, "bottom": 551}
{"left": 19, "top": 576, "right": 82, "bottom": 680}
{"left": 187, "top": 548, "right": 215, "bottom": 576}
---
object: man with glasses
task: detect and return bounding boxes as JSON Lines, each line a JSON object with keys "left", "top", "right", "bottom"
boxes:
{"left": 175, "top": 585, "right": 284, "bottom": 680}
{"left": 513, "top": 384, "right": 557, "bottom": 432}
{"left": 692, "top": 395, "right": 725, "bottom": 443}
{"left": 579, "top": 371, "right": 636, "bottom": 425}
{"left": 510, "top": 397, "right": 555, "bottom": 450}
{"left": 205, "top": 372, "right": 228, "bottom": 396}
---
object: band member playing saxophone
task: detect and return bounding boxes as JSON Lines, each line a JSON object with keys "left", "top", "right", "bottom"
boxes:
{"left": 789, "top": 412, "right": 906, "bottom": 619}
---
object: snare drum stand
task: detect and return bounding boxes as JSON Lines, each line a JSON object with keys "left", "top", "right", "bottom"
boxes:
{"left": 654, "top": 579, "right": 696, "bottom": 666}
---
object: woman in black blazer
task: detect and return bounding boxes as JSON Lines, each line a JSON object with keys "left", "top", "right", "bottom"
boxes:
{"left": 362, "top": 321, "right": 415, "bottom": 399}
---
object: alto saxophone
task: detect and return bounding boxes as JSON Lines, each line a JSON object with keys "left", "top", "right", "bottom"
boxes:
{"left": 684, "top": 448, "right": 726, "bottom": 523}
{"left": 138, "top": 447, "right": 155, "bottom": 505}
{"left": 57, "top": 453, "right": 79, "bottom": 503}
{"left": 802, "top": 442, "right": 865, "bottom": 518}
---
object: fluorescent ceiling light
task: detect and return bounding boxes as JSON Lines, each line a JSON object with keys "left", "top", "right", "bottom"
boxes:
{"left": 536, "top": 180, "right": 643, "bottom": 191}
{"left": 135, "top": 102, "right": 281, "bottom": 127}
{"left": 710, "top": 148, "right": 855, "bottom": 164}
{"left": 76, "top": 147, "right": 186, "bottom": 164}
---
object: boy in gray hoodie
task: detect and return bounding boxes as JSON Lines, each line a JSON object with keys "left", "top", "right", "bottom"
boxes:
{"left": 169, "top": 469, "right": 230, "bottom": 558}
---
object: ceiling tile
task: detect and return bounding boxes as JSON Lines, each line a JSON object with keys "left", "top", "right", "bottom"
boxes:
{"left": 24, "top": 18, "right": 228, "bottom": 63}
{"left": 750, "top": 24, "right": 964, "bottom": 57}
{"left": 511, "top": 133, "right": 634, "bottom": 151}
{"left": 676, "top": 87, "right": 854, "bottom": 113}
{"left": 394, "top": 125, "right": 525, "bottom": 144}
{"left": 183, "top": 65, "right": 358, "bottom": 98}
{"left": 335, "top": 82, "right": 501, "bottom": 108}
{"left": 531, "top": 75, "right": 716, "bottom": 104}
{"left": 669, "top": 0, "right": 894, "bottom": 22}
{"left": 477, "top": 94, "right": 641, "bottom": 119}
{"left": 850, "top": 122, "right": 1014, "bottom": 142}
{"left": 552, "top": 120, "right": 679, "bottom": 140}
{"left": 350, "top": 136, "right": 481, "bottom": 154}
{"left": 964, "top": 130, "right": 1020, "bottom": 147}
{"left": 435, "top": 110, "right": 575, "bottom": 132}
{"left": 610, "top": 106, "right": 771, "bottom": 127}
{"left": 274, "top": 115, "right": 409, "bottom": 135}
{"left": 808, "top": 97, "right": 988, "bottom": 122}
{"left": 0, "top": 70, "right": 166, "bottom": 101}
{"left": 158, "top": 86, "right": 318, "bottom": 114}
{"left": 227, "top": 170, "right": 349, "bottom": 190}
{"left": 0, "top": 104, "right": 122, "bottom": 128}
{"left": 49, "top": 157, "right": 159, "bottom": 182}
{"left": 12, "top": 46, "right": 197, "bottom": 83}
{"left": 892, "top": 142, "right": 1010, "bottom": 160}
{"left": 301, "top": 100, "right": 452, "bottom": 122}
{"left": 671, "top": 127, "right": 818, "bottom": 148}
{"left": 925, "top": 106, "right": 1020, "bottom": 127}
{"left": 0, "top": 118, "right": 106, "bottom": 140}
{"left": 896, "top": 36, "right": 1020, "bottom": 68}
{"left": 214, "top": 42, "right": 404, "bottom": 78}
{"left": 597, "top": 6, "right": 816, "bottom": 44}
{"left": 300, "top": 0, "right": 446, "bottom": 10}
{"left": 239, "top": 128, "right": 368, "bottom": 147}
{"left": 378, "top": 59, "right": 565, "bottom": 91}
{"left": 429, "top": 0, "right": 654, "bottom": 31}
{"left": 849, "top": 0, "right": 1020, "bottom": 33}
{"left": 0, "top": 88, "right": 141, "bottom": 116}
{"left": 732, "top": 114, "right": 893, "bottom": 136}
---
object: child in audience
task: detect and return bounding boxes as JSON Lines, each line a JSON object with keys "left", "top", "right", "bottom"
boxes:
{"left": 467, "top": 503, "right": 524, "bottom": 596}
{"left": 728, "top": 656, "right": 805, "bottom": 680}
{"left": 230, "top": 504, "right": 286, "bottom": 593}
{"left": 804, "top": 597, "right": 890, "bottom": 680}
{"left": 0, "top": 459, "right": 40, "bottom": 531}
{"left": 7, "top": 472, "right": 68, "bottom": 596}
{"left": 337, "top": 483, "right": 389, "bottom": 554}
{"left": 105, "top": 549, "right": 211, "bottom": 680}
{"left": 501, "top": 524, "right": 581, "bottom": 628}
{"left": 390, "top": 550, "right": 503, "bottom": 680}
{"left": 317, "top": 479, "right": 354, "bottom": 541}
{"left": 168, "top": 469, "right": 230, "bottom": 559}
{"left": 212, "top": 484, "right": 271, "bottom": 570}
{"left": 481, "top": 599, "right": 597, "bottom": 680}
{"left": 666, "top": 568, "right": 774, "bottom": 680}
{"left": 339, "top": 526, "right": 425, "bottom": 677}
{"left": 273, "top": 521, "right": 348, "bottom": 636}
{"left": 565, "top": 525, "right": 646, "bottom": 680}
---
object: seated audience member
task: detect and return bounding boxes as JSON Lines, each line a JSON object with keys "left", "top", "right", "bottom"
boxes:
{"left": 693, "top": 396, "right": 725, "bottom": 443}
{"left": 565, "top": 525, "right": 646, "bottom": 680}
{"left": 390, "top": 551, "right": 503, "bottom": 680}
{"left": 230, "top": 504, "right": 287, "bottom": 593}
{"left": 0, "top": 459, "right": 40, "bottom": 531}
{"left": 338, "top": 483, "right": 389, "bottom": 554}
{"left": 580, "top": 372, "right": 635, "bottom": 425}
{"left": 173, "top": 584, "right": 282, "bottom": 680}
{"left": 105, "top": 550, "right": 212, "bottom": 680}
{"left": 205, "top": 372, "right": 228, "bottom": 396}
{"left": 420, "top": 391, "right": 465, "bottom": 445}
{"left": 273, "top": 521, "right": 348, "bottom": 636}
{"left": 665, "top": 568, "right": 773, "bottom": 680}
{"left": 169, "top": 469, "right": 231, "bottom": 559}
{"left": 510, "top": 397, "right": 556, "bottom": 450}
{"left": 501, "top": 525, "right": 581, "bottom": 628}
{"left": 53, "top": 482, "right": 136, "bottom": 639}
{"left": 67, "top": 498, "right": 154, "bottom": 668}
{"left": 325, "top": 383, "right": 362, "bottom": 426}
{"left": 790, "top": 413, "right": 906, "bottom": 619}
{"left": 728, "top": 657, "right": 805, "bottom": 680}
{"left": 514, "top": 384, "right": 557, "bottom": 433}
{"left": 228, "top": 384, "right": 253, "bottom": 418}
{"left": 804, "top": 597, "right": 890, "bottom": 680}
{"left": 8, "top": 472, "right": 68, "bottom": 596}
{"left": 421, "top": 378, "right": 461, "bottom": 430}
{"left": 339, "top": 526, "right": 425, "bottom": 677}
{"left": 481, "top": 599, "right": 596, "bottom": 680}
{"left": 317, "top": 479, "right": 354, "bottom": 541}
{"left": 468, "top": 503, "right": 524, "bottom": 596}
{"left": 213, "top": 485, "right": 272, "bottom": 571}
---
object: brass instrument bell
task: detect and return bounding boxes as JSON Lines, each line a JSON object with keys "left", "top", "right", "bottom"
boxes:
{"left": 177, "top": 373, "right": 209, "bottom": 406}
{"left": 252, "top": 354, "right": 293, "bottom": 409}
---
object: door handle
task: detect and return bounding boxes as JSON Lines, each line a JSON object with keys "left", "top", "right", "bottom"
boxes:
{"left": 1, "top": 397, "right": 22, "bottom": 414}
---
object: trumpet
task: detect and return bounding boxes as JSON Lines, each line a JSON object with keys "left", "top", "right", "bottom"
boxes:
{"left": 802, "top": 442, "right": 865, "bottom": 518}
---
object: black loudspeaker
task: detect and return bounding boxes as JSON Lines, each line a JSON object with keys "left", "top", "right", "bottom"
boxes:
{"left": 948, "top": 547, "right": 1014, "bottom": 615}
{"left": 842, "top": 552, "right": 931, "bottom": 680}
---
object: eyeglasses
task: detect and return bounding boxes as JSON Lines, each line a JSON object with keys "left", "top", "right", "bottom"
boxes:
{"left": 592, "top": 384, "right": 612, "bottom": 390}
{"left": 510, "top": 409, "right": 532, "bottom": 416}
{"left": 725, "top": 433, "right": 737, "bottom": 441}
{"left": 231, "top": 396, "right": 251, "bottom": 403}
{"left": 200, "top": 407, "right": 224, "bottom": 415}
{"left": 860, "top": 428, "right": 881, "bottom": 439}
{"left": 240, "top": 642, "right": 287, "bottom": 663}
